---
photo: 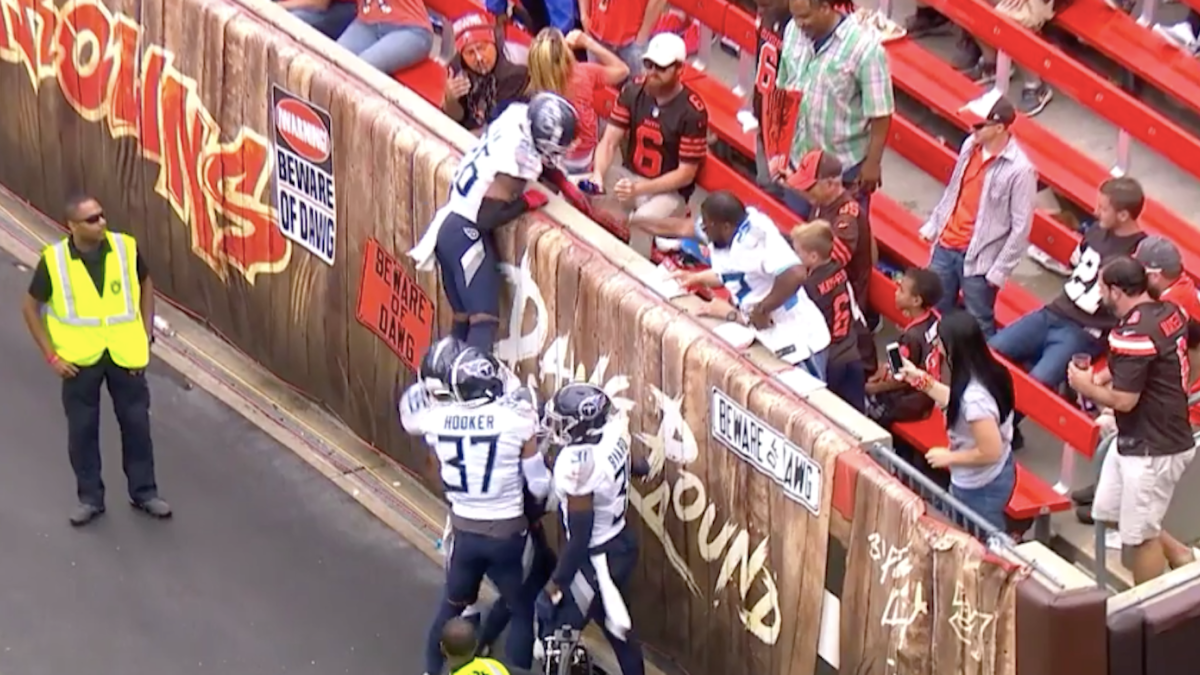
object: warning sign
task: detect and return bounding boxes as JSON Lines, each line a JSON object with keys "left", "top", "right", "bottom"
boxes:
{"left": 355, "top": 239, "right": 435, "bottom": 371}
{"left": 270, "top": 84, "right": 337, "bottom": 266}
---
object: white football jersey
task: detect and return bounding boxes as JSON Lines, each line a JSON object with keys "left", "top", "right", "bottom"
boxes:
{"left": 700, "top": 208, "right": 832, "bottom": 361}
{"left": 553, "top": 419, "right": 632, "bottom": 548}
{"left": 442, "top": 103, "right": 544, "bottom": 222}
{"left": 407, "top": 391, "right": 540, "bottom": 521}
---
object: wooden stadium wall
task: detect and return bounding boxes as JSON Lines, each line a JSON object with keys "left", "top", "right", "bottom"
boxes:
{"left": 0, "top": 1, "right": 1096, "bottom": 673}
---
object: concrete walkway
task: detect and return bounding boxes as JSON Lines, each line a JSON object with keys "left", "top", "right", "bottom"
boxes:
{"left": 0, "top": 249, "right": 443, "bottom": 674}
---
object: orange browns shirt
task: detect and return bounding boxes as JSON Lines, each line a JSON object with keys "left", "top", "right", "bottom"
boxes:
{"left": 357, "top": 0, "right": 433, "bottom": 30}
{"left": 1158, "top": 275, "right": 1200, "bottom": 424}
{"left": 939, "top": 146, "right": 992, "bottom": 251}
{"left": 585, "top": 0, "right": 649, "bottom": 47}
{"left": 610, "top": 77, "right": 708, "bottom": 199}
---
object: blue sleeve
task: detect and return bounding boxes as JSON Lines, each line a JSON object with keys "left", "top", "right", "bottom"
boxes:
{"left": 545, "top": 0, "right": 578, "bottom": 33}
{"left": 550, "top": 508, "right": 595, "bottom": 587}
{"left": 485, "top": 0, "right": 508, "bottom": 16}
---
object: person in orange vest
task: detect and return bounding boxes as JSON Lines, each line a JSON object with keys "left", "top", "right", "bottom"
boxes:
{"left": 20, "top": 195, "right": 170, "bottom": 527}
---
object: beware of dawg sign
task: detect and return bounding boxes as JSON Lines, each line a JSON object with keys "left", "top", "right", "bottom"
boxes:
{"left": 709, "top": 388, "right": 822, "bottom": 515}
{"left": 270, "top": 84, "right": 337, "bottom": 266}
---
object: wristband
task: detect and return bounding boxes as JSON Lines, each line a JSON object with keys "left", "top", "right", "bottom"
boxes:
{"left": 726, "top": 310, "right": 738, "bottom": 322}
{"left": 47, "top": 354, "right": 60, "bottom": 366}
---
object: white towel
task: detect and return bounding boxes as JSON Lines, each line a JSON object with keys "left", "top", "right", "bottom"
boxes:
{"left": 409, "top": 209, "right": 447, "bottom": 271}
{"left": 591, "top": 553, "right": 632, "bottom": 639}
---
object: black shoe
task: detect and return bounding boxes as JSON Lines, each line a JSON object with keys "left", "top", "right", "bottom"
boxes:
{"left": 131, "top": 497, "right": 172, "bottom": 519}
{"left": 1072, "top": 484, "right": 1096, "bottom": 506}
{"left": 69, "top": 503, "right": 106, "bottom": 527}
{"left": 1011, "top": 427, "right": 1026, "bottom": 451}
{"left": 1075, "top": 504, "right": 1094, "bottom": 525}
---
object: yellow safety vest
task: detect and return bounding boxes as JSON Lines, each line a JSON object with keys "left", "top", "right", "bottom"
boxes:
{"left": 42, "top": 232, "right": 149, "bottom": 369}
{"left": 451, "top": 657, "right": 512, "bottom": 675}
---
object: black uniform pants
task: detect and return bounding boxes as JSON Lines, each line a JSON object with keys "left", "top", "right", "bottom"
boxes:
{"left": 62, "top": 352, "right": 157, "bottom": 506}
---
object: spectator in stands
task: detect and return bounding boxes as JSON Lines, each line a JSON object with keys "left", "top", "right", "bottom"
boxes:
{"left": 868, "top": 267, "right": 949, "bottom": 488}
{"left": 903, "top": 4, "right": 982, "bottom": 71}
{"left": 775, "top": 0, "right": 893, "bottom": 215}
{"left": 750, "top": 0, "right": 794, "bottom": 193}
{"left": 443, "top": 13, "right": 530, "bottom": 133}
{"left": 918, "top": 96, "right": 1036, "bottom": 337}
{"left": 276, "top": 0, "right": 358, "bottom": 39}
{"left": 489, "top": 0, "right": 576, "bottom": 35}
{"left": 579, "top": 0, "right": 668, "bottom": 76}
{"left": 1154, "top": 11, "right": 1200, "bottom": 54}
{"left": 591, "top": 33, "right": 707, "bottom": 258}
{"left": 1073, "top": 236, "right": 1200, "bottom": 522}
{"left": 1068, "top": 257, "right": 1198, "bottom": 584}
{"left": 787, "top": 151, "right": 876, "bottom": 341}
{"left": 526, "top": 28, "right": 629, "bottom": 175}
{"left": 962, "top": 0, "right": 1054, "bottom": 116}
{"left": 989, "top": 177, "right": 1147, "bottom": 448}
{"left": 628, "top": 191, "right": 833, "bottom": 379}
{"left": 337, "top": 0, "right": 435, "bottom": 73}
{"left": 793, "top": 221, "right": 868, "bottom": 410}
{"left": 899, "top": 309, "right": 1017, "bottom": 532}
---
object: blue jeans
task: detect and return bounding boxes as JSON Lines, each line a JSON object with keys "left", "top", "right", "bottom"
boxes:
{"left": 337, "top": 20, "right": 434, "bottom": 73}
{"left": 988, "top": 307, "right": 1103, "bottom": 391}
{"left": 800, "top": 348, "right": 829, "bottom": 382}
{"left": 827, "top": 358, "right": 866, "bottom": 412}
{"left": 929, "top": 245, "right": 1000, "bottom": 337}
{"left": 951, "top": 454, "right": 1016, "bottom": 532}
{"left": 288, "top": 3, "right": 357, "bottom": 40}
{"left": 593, "top": 40, "right": 645, "bottom": 79}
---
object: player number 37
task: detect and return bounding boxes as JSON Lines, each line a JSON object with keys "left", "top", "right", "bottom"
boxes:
{"left": 437, "top": 435, "right": 500, "bottom": 494}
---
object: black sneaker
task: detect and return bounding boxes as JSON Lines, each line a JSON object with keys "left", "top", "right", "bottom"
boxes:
{"left": 131, "top": 497, "right": 173, "bottom": 519}
{"left": 69, "top": 503, "right": 105, "bottom": 527}
{"left": 1075, "top": 504, "right": 1095, "bottom": 525}
{"left": 952, "top": 31, "right": 984, "bottom": 70}
{"left": 1018, "top": 84, "right": 1053, "bottom": 116}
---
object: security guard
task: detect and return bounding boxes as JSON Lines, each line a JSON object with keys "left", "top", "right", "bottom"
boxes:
{"left": 439, "top": 617, "right": 536, "bottom": 675}
{"left": 20, "top": 195, "right": 171, "bottom": 527}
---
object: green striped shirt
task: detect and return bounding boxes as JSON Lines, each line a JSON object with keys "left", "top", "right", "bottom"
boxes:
{"left": 777, "top": 16, "right": 894, "bottom": 169}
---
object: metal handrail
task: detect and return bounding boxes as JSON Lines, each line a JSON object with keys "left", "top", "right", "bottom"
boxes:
{"left": 867, "top": 443, "right": 1068, "bottom": 589}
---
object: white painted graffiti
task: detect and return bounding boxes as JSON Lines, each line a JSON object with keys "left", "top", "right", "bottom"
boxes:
{"left": 498, "top": 252, "right": 781, "bottom": 645}
{"left": 948, "top": 579, "right": 994, "bottom": 662}
{"left": 867, "top": 533, "right": 928, "bottom": 652}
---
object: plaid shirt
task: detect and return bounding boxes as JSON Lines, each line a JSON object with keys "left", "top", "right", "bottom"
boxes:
{"left": 918, "top": 135, "right": 1037, "bottom": 288}
{"left": 777, "top": 16, "right": 894, "bottom": 169}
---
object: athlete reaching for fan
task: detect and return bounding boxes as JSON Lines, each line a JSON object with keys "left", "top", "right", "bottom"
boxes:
{"left": 398, "top": 343, "right": 551, "bottom": 674}
{"left": 408, "top": 92, "right": 588, "bottom": 353}
{"left": 536, "top": 382, "right": 649, "bottom": 675}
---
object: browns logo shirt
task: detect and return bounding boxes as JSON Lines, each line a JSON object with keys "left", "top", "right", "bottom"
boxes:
{"left": 610, "top": 78, "right": 708, "bottom": 199}
{"left": 1108, "top": 301, "right": 1194, "bottom": 457}
{"left": 804, "top": 260, "right": 862, "bottom": 366}
{"left": 1049, "top": 227, "right": 1146, "bottom": 331}
{"left": 813, "top": 191, "right": 873, "bottom": 305}
{"left": 1159, "top": 275, "right": 1200, "bottom": 424}
{"left": 752, "top": 9, "right": 790, "bottom": 125}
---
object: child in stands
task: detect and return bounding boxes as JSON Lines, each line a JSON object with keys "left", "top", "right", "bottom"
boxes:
{"left": 867, "top": 267, "right": 950, "bottom": 488}
{"left": 792, "top": 221, "right": 868, "bottom": 410}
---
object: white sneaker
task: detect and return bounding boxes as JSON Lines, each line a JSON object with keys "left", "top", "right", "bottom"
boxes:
{"left": 1153, "top": 22, "right": 1196, "bottom": 49}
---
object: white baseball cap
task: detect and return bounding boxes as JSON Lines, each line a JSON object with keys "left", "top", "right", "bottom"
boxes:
{"left": 643, "top": 33, "right": 687, "bottom": 68}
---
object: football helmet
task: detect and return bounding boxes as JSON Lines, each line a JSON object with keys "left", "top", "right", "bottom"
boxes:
{"left": 527, "top": 92, "right": 578, "bottom": 164}
{"left": 419, "top": 336, "right": 470, "bottom": 400}
{"left": 449, "top": 347, "right": 506, "bottom": 405}
{"left": 542, "top": 382, "right": 612, "bottom": 446}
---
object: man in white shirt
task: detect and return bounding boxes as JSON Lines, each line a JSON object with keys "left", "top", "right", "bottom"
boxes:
{"left": 628, "top": 190, "right": 832, "bottom": 379}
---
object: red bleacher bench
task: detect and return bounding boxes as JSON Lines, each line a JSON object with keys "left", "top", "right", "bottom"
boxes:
{"left": 891, "top": 413, "right": 1071, "bottom": 538}
{"left": 393, "top": 57, "right": 446, "bottom": 107}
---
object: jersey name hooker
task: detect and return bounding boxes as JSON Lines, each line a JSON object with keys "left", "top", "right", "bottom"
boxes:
{"left": 408, "top": 390, "right": 540, "bottom": 521}
{"left": 1048, "top": 227, "right": 1146, "bottom": 330}
{"left": 441, "top": 103, "right": 544, "bottom": 223}
{"left": 554, "top": 419, "right": 632, "bottom": 548}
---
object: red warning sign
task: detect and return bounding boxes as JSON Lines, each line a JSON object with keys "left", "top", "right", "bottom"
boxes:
{"left": 355, "top": 239, "right": 434, "bottom": 371}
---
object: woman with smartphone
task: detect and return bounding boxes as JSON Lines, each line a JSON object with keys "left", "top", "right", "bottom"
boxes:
{"left": 897, "top": 309, "right": 1017, "bottom": 533}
